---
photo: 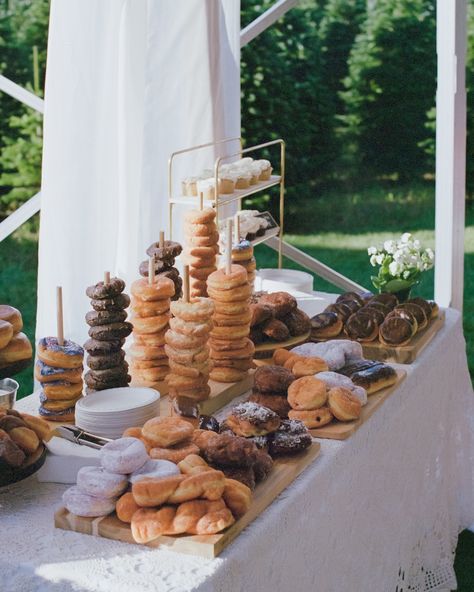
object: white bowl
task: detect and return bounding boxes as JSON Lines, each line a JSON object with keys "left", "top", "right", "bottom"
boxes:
{"left": 257, "top": 268, "right": 314, "bottom": 294}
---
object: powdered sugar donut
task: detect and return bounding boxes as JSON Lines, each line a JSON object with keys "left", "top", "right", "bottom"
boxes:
{"left": 292, "top": 342, "right": 345, "bottom": 370}
{"left": 129, "top": 459, "right": 180, "bottom": 484}
{"left": 317, "top": 371, "right": 367, "bottom": 406}
{"left": 63, "top": 485, "right": 117, "bottom": 517}
{"left": 100, "top": 437, "right": 148, "bottom": 474}
{"left": 76, "top": 466, "right": 128, "bottom": 498}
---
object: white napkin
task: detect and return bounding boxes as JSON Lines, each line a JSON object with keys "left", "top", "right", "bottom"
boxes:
{"left": 37, "top": 436, "right": 101, "bottom": 484}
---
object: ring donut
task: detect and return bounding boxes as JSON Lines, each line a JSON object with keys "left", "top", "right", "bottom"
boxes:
{"left": 86, "top": 277, "right": 125, "bottom": 300}
{"left": 85, "top": 309, "right": 127, "bottom": 327}
{"left": 131, "top": 277, "right": 175, "bottom": 302}
{"left": 132, "top": 330, "right": 167, "bottom": 347}
{"left": 131, "top": 313, "right": 170, "bottom": 334}
{"left": 184, "top": 208, "right": 216, "bottom": 225}
{"left": 168, "top": 316, "right": 212, "bottom": 337}
{"left": 41, "top": 381, "right": 84, "bottom": 400}
{"left": 231, "top": 240, "right": 253, "bottom": 262}
{"left": 91, "top": 293, "right": 130, "bottom": 311}
{"left": 38, "top": 405, "right": 75, "bottom": 422}
{"left": 129, "top": 342, "right": 167, "bottom": 361}
{"left": 165, "top": 330, "right": 208, "bottom": 350}
{"left": 170, "top": 297, "right": 215, "bottom": 322}
{"left": 185, "top": 231, "right": 220, "bottom": 246}
{"left": 88, "top": 322, "right": 133, "bottom": 341}
{"left": 207, "top": 265, "right": 248, "bottom": 291}
{"left": 86, "top": 351, "right": 125, "bottom": 371}
{"left": 208, "top": 284, "right": 251, "bottom": 303}
{"left": 164, "top": 344, "right": 210, "bottom": 365}
{"left": 131, "top": 296, "right": 170, "bottom": 317}
{"left": 184, "top": 221, "right": 217, "bottom": 237}
{"left": 83, "top": 338, "right": 125, "bottom": 356}
{"left": 146, "top": 240, "right": 183, "bottom": 260}
{"left": 37, "top": 337, "right": 84, "bottom": 369}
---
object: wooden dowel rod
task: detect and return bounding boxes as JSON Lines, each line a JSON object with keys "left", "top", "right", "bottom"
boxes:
{"left": 234, "top": 213, "right": 240, "bottom": 244}
{"left": 199, "top": 191, "right": 204, "bottom": 211}
{"left": 226, "top": 219, "right": 233, "bottom": 275}
{"left": 104, "top": 271, "right": 110, "bottom": 285}
{"left": 56, "top": 286, "right": 64, "bottom": 346}
{"left": 148, "top": 256, "right": 154, "bottom": 286}
{"left": 183, "top": 265, "right": 190, "bottom": 303}
{"left": 159, "top": 231, "right": 165, "bottom": 248}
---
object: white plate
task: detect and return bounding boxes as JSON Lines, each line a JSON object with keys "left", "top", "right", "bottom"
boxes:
{"left": 76, "top": 387, "right": 160, "bottom": 414}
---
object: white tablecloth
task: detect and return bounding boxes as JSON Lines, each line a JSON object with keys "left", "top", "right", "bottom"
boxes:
{"left": 2, "top": 308, "right": 474, "bottom": 592}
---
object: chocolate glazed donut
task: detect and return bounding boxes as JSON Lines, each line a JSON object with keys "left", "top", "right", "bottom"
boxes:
{"left": 88, "top": 322, "right": 133, "bottom": 341}
{"left": 85, "top": 310, "right": 127, "bottom": 327}
{"left": 358, "top": 305, "right": 386, "bottom": 325}
{"left": 91, "top": 294, "right": 131, "bottom": 312}
{"left": 368, "top": 293, "right": 399, "bottom": 309}
{"left": 336, "top": 292, "right": 365, "bottom": 307}
{"left": 86, "top": 278, "right": 125, "bottom": 299}
{"left": 324, "top": 303, "right": 353, "bottom": 322}
{"left": 146, "top": 240, "right": 182, "bottom": 260}
{"left": 406, "top": 298, "right": 432, "bottom": 322}
{"left": 394, "top": 303, "right": 427, "bottom": 330}
{"left": 379, "top": 316, "right": 414, "bottom": 346}
{"left": 385, "top": 309, "right": 418, "bottom": 333}
{"left": 344, "top": 312, "right": 379, "bottom": 342}
{"left": 310, "top": 311, "right": 342, "bottom": 338}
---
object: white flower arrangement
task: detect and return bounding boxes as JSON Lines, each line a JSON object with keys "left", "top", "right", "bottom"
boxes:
{"left": 368, "top": 233, "right": 434, "bottom": 293}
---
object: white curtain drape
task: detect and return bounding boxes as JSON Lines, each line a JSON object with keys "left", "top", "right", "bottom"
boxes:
{"left": 36, "top": 0, "right": 240, "bottom": 346}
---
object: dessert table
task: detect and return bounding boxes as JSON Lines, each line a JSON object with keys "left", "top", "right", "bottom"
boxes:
{"left": 2, "top": 307, "right": 473, "bottom": 592}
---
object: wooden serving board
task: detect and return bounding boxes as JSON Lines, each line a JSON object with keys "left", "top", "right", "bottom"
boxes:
{"left": 360, "top": 311, "right": 445, "bottom": 364}
{"left": 55, "top": 441, "right": 321, "bottom": 558}
{"left": 156, "top": 372, "right": 255, "bottom": 418}
{"left": 254, "top": 330, "right": 310, "bottom": 360}
{"left": 310, "top": 369, "right": 406, "bottom": 440}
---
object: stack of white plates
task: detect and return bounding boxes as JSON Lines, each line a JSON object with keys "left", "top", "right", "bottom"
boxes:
{"left": 75, "top": 387, "right": 160, "bottom": 439}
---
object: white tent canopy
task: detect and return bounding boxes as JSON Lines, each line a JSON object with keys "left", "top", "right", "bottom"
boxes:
{"left": 35, "top": 0, "right": 240, "bottom": 344}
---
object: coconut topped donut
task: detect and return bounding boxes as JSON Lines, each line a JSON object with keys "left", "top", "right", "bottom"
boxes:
{"left": 146, "top": 240, "right": 182, "bottom": 260}
{"left": 38, "top": 337, "right": 84, "bottom": 368}
{"left": 86, "top": 277, "right": 125, "bottom": 300}
{"left": 227, "top": 402, "right": 281, "bottom": 437}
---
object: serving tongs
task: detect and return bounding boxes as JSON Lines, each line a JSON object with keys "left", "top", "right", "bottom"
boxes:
{"left": 54, "top": 425, "right": 112, "bottom": 449}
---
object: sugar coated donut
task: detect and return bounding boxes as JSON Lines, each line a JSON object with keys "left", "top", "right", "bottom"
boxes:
{"left": 63, "top": 485, "right": 117, "bottom": 517}
{"left": 170, "top": 297, "right": 215, "bottom": 322}
{"left": 129, "top": 458, "right": 180, "bottom": 484}
{"left": 184, "top": 207, "right": 216, "bottom": 225}
{"left": 0, "top": 320, "right": 13, "bottom": 349}
{"left": 131, "top": 277, "right": 175, "bottom": 302}
{"left": 208, "top": 284, "right": 252, "bottom": 303}
{"left": 76, "top": 466, "right": 128, "bottom": 498}
{"left": 38, "top": 337, "right": 84, "bottom": 369}
{"left": 131, "top": 312, "right": 170, "bottom": 334}
{"left": 207, "top": 265, "right": 248, "bottom": 291}
{"left": 100, "top": 437, "right": 148, "bottom": 474}
{"left": 0, "top": 304, "right": 22, "bottom": 334}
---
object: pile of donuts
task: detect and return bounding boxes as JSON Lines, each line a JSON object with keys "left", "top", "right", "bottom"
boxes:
{"left": 36, "top": 337, "right": 84, "bottom": 421}
{"left": 139, "top": 239, "right": 183, "bottom": 301}
{"left": 208, "top": 264, "right": 255, "bottom": 383}
{"left": 182, "top": 208, "right": 220, "bottom": 298}
{"left": 165, "top": 297, "right": 214, "bottom": 416}
{"left": 129, "top": 275, "right": 175, "bottom": 387}
{"left": 259, "top": 340, "right": 398, "bottom": 430}
{"left": 84, "top": 277, "right": 132, "bottom": 392}
{"left": 62, "top": 428, "right": 253, "bottom": 544}
{"left": 231, "top": 239, "right": 256, "bottom": 292}
{"left": 0, "top": 408, "right": 51, "bottom": 470}
{"left": 124, "top": 415, "right": 275, "bottom": 492}
{"left": 311, "top": 291, "right": 439, "bottom": 346}
{"left": 0, "top": 305, "right": 32, "bottom": 377}
{"left": 181, "top": 157, "right": 273, "bottom": 199}
{"left": 249, "top": 291, "right": 311, "bottom": 346}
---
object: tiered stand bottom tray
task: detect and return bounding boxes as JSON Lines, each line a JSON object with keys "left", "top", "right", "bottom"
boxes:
{"left": 55, "top": 442, "right": 321, "bottom": 558}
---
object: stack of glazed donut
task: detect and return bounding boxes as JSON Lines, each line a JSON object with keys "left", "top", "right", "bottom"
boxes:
{"left": 182, "top": 208, "right": 220, "bottom": 298}
{"left": 0, "top": 305, "right": 32, "bottom": 377}
{"left": 84, "top": 277, "right": 132, "bottom": 392}
{"left": 139, "top": 240, "right": 183, "bottom": 301}
{"left": 36, "top": 337, "right": 84, "bottom": 421}
{"left": 207, "top": 265, "right": 255, "bottom": 383}
{"left": 165, "top": 297, "right": 215, "bottom": 417}
{"left": 231, "top": 239, "right": 256, "bottom": 293}
{"left": 129, "top": 276, "right": 175, "bottom": 387}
